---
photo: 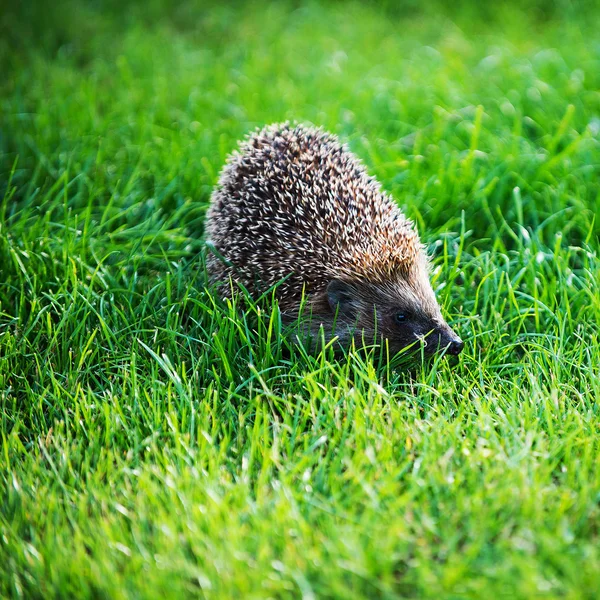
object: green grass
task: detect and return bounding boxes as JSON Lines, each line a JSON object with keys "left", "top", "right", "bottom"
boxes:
{"left": 2, "top": 0, "right": 600, "bottom": 597}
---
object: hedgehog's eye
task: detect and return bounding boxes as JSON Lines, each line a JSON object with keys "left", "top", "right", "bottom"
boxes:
{"left": 395, "top": 312, "right": 408, "bottom": 324}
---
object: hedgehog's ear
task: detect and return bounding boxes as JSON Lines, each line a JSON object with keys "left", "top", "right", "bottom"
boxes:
{"left": 327, "top": 279, "right": 358, "bottom": 317}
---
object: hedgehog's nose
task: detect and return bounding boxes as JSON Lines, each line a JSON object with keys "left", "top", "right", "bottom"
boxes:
{"left": 447, "top": 337, "right": 464, "bottom": 355}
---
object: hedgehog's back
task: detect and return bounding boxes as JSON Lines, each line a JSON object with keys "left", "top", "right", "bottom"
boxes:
{"left": 205, "top": 123, "right": 418, "bottom": 307}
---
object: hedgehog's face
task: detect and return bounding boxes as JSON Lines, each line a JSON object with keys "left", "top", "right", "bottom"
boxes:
{"left": 325, "top": 259, "right": 463, "bottom": 356}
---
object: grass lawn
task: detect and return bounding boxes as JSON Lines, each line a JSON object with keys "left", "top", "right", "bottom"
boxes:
{"left": 2, "top": 0, "right": 600, "bottom": 597}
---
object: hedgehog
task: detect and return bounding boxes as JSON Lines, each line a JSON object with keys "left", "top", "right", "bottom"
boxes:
{"left": 205, "top": 123, "right": 463, "bottom": 356}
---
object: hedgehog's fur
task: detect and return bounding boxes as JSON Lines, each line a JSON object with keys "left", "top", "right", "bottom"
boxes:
{"left": 206, "top": 123, "right": 463, "bottom": 355}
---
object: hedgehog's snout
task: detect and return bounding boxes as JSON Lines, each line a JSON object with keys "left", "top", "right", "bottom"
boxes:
{"left": 425, "top": 324, "right": 464, "bottom": 356}
{"left": 446, "top": 335, "right": 464, "bottom": 355}
{"left": 437, "top": 327, "right": 464, "bottom": 355}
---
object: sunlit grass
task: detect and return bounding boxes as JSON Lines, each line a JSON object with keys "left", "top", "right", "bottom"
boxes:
{"left": 1, "top": 1, "right": 600, "bottom": 597}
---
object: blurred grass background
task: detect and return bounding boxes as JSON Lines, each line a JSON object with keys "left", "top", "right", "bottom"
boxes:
{"left": 1, "top": 0, "right": 600, "bottom": 598}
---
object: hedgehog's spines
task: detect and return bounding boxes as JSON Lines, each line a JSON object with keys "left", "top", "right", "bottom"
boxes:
{"left": 206, "top": 122, "right": 422, "bottom": 309}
